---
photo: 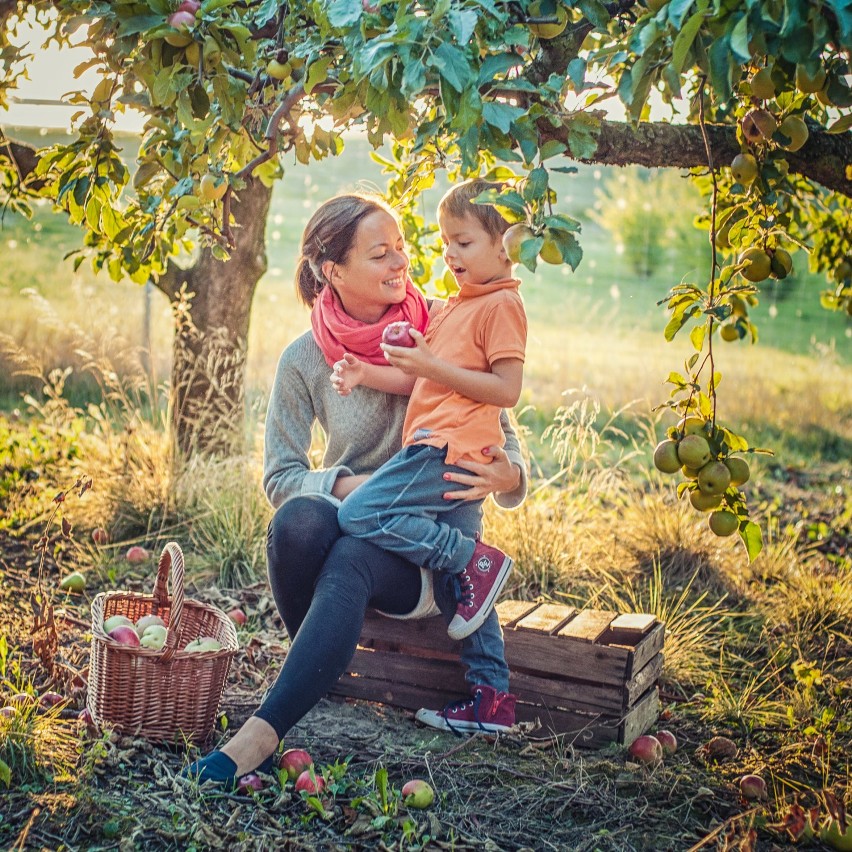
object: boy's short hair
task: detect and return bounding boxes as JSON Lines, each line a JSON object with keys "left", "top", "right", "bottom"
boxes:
{"left": 438, "top": 179, "right": 511, "bottom": 239}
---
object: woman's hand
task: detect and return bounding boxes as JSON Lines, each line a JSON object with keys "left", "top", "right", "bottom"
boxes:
{"left": 331, "top": 473, "right": 371, "bottom": 500}
{"left": 442, "top": 445, "right": 522, "bottom": 502}
{"left": 330, "top": 353, "right": 363, "bottom": 396}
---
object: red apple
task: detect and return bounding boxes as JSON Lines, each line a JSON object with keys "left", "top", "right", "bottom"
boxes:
{"left": 78, "top": 707, "right": 97, "bottom": 733}
{"left": 628, "top": 734, "right": 663, "bottom": 765}
{"left": 167, "top": 9, "right": 196, "bottom": 29}
{"left": 228, "top": 607, "right": 247, "bottom": 627}
{"left": 294, "top": 769, "right": 325, "bottom": 795}
{"left": 739, "top": 774, "right": 767, "bottom": 800}
{"left": 0, "top": 706, "right": 16, "bottom": 718}
{"left": 39, "top": 691, "right": 66, "bottom": 709}
{"left": 237, "top": 773, "right": 264, "bottom": 794}
{"left": 176, "top": 0, "right": 201, "bottom": 13}
{"left": 103, "top": 614, "right": 136, "bottom": 634}
{"left": 108, "top": 625, "right": 141, "bottom": 647}
{"left": 402, "top": 779, "right": 435, "bottom": 808}
{"left": 278, "top": 748, "right": 313, "bottom": 781}
{"left": 92, "top": 527, "right": 109, "bottom": 546}
{"left": 382, "top": 321, "right": 415, "bottom": 348}
{"left": 126, "top": 545, "right": 150, "bottom": 563}
{"left": 362, "top": 0, "right": 380, "bottom": 11}
{"left": 655, "top": 730, "right": 678, "bottom": 755}
{"left": 10, "top": 693, "right": 35, "bottom": 707}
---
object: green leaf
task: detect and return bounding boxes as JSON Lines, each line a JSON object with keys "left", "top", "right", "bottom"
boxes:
{"left": 664, "top": 304, "right": 700, "bottom": 341}
{"left": 117, "top": 14, "right": 168, "bottom": 36}
{"left": 431, "top": 43, "right": 474, "bottom": 93}
{"left": 478, "top": 53, "right": 523, "bottom": 85}
{"left": 728, "top": 14, "right": 751, "bottom": 63}
{"left": 519, "top": 235, "right": 543, "bottom": 271}
{"left": 827, "top": 113, "right": 852, "bottom": 134}
{"left": 327, "top": 0, "right": 363, "bottom": 28}
{"left": 575, "top": 0, "right": 610, "bottom": 28}
{"left": 672, "top": 10, "right": 705, "bottom": 74}
{"left": 708, "top": 36, "right": 733, "bottom": 101}
{"left": 739, "top": 520, "right": 763, "bottom": 563}
{"left": 0, "top": 757, "right": 10, "bottom": 788}
{"left": 689, "top": 323, "right": 706, "bottom": 351}
{"left": 482, "top": 101, "right": 525, "bottom": 133}
{"left": 667, "top": 0, "right": 696, "bottom": 29}
{"left": 447, "top": 7, "right": 478, "bottom": 44}
{"left": 566, "top": 58, "right": 586, "bottom": 90}
{"left": 524, "top": 166, "right": 548, "bottom": 201}
{"left": 305, "top": 56, "right": 333, "bottom": 95}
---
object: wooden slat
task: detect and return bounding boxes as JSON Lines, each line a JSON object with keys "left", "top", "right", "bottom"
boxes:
{"left": 346, "top": 648, "right": 467, "bottom": 693}
{"left": 620, "top": 687, "right": 660, "bottom": 747}
{"left": 513, "top": 603, "right": 576, "bottom": 635}
{"left": 626, "top": 622, "right": 666, "bottom": 679}
{"left": 624, "top": 652, "right": 664, "bottom": 708}
{"left": 360, "top": 612, "right": 457, "bottom": 655}
{"left": 557, "top": 609, "right": 616, "bottom": 643}
{"left": 507, "top": 668, "right": 626, "bottom": 715}
{"left": 495, "top": 599, "right": 540, "bottom": 629}
{"left": 609, "top": 613, "right": 656, "bottom": 637}
{"left": 505, "top": 631, "right": 631, "bottom": 684}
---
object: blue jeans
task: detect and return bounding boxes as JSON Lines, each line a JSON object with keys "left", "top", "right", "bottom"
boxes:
{"left": 256, "top": 496, "right": 509, "bottom": 739}
{"left": 337, "top": 444, "right": 479, "bottom": 574}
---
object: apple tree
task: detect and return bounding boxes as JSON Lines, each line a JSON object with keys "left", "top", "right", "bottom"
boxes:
{"left": 1, "top": 0, "right": 850, "bottom": 557}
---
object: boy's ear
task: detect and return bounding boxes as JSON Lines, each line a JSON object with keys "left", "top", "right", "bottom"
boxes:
{"left": 321, "top": 259, "right": 337, "bottom": 284}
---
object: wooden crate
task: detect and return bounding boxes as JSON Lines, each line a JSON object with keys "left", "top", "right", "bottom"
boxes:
{"left": 329, "top": 600, "right": 664, "bottom": 747}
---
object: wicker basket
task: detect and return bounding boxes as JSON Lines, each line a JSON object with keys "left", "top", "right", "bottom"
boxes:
{"left": 88, "top": 542, "right": 238, "bottom": 744}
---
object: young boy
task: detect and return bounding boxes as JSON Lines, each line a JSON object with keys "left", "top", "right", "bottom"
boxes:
{"left": 333, "top": 179, "right": 527, "bottom": 642}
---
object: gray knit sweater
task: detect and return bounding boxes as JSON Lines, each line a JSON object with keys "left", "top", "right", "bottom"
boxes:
{"left": 262, "top": 331, "right": 528, "bottom": 618}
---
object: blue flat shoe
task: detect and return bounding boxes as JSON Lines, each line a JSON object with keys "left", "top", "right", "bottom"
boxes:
{"left": 181, "top": 750, "right": 276, "bottom": 785}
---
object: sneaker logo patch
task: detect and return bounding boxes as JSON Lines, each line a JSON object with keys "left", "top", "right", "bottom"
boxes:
{"left": 475, "top": 556, "right": 492, "bottom": 573}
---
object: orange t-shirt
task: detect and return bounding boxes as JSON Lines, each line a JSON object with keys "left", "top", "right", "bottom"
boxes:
{"left": 402, "top": 277, "right": 527, "bottom": 465}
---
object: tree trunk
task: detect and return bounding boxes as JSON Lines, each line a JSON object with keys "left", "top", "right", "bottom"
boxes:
{"left": 155, "top": 176, "right": 273, "bottom": 457}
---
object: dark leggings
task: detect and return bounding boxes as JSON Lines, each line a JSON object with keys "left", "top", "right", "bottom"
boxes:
{"left": 254, "top": 496, "right": 422, "bottom": 739}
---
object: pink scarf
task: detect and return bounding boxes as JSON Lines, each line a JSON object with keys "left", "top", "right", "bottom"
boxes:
{"left": 310, "top": 280, "right": 430, "bottom": 367}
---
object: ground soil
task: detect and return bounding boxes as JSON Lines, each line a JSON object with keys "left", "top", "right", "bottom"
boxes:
{"left": 0, "top": 514, "right": 843, "bottom": 852}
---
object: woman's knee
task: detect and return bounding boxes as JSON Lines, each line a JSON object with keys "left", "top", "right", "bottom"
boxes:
{"left": 268, "top": 496, "right": 339, "bottom": 554}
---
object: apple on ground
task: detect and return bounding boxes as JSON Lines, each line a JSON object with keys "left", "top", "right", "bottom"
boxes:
{"left": 59, "top": 571, "right": 86, "bottom": 593}
{"left": 628, "top": 734, "right": 663, "bottom": 765}
{"left": 739, "top": 774, "right": 767, "bottom": 800}
{"left": 92, "top": 527, "right": 109, "bottom": 546}
{"left": 78, "top": 707, "right": 98, "bottom": 733}
{"left": 655, "top": 730, "right": 677, "bottom": 755}
{"left": 278, "top": 748, "right": 313, "bottom": 781}
{"left": 402, "top": 779, "right": 435, "bottom": 809}
{"left": 237, "top": 773, "right": 264, "bottom": 794}
{"left": 140, "top": 625, "right": 168, "bottom": 649}
{"left": 126, "top": 546, "right": 150, "bottom": 563}
{"left": 9, "top": 692, "right": 35, "bottom": 707}
{"left": 228, "top": 607, "right": 247, "bottom": 627}
{"left": 108, "top": 626, "right": 141, "bottom": 647}
{"left": 294, "top": 768, "right": 325, "bottom": 795}
{"left": 104, "top": 614, "right": 136, "bottom": 634}
{"left": 382, "top": 321, "right": 415, "bottom": 348}
{"left": 1, "top": 706, "right": 17, "bottom": 718}
{"left": 39, "top": 691, "right": 66, "bottom": 709}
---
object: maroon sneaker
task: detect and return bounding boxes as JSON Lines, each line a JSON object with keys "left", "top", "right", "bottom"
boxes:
{"left": 415, "top": 684, "right": 516, "bottom": 735}
{"left": 447, "top": 540, "right": 513, "bottom": 640}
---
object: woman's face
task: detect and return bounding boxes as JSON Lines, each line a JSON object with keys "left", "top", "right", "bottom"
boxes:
{"left": 323, "top": 209, "right": 410, "bottom": 324}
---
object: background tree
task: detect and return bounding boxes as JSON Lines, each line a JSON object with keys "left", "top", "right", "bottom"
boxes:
{"left": 1, "top": 0, "right": 850, "bottom": 555}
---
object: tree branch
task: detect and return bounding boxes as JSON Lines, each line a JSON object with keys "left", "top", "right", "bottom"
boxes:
{"left": 538, "top": 117, "right": 852, "bottom": 197}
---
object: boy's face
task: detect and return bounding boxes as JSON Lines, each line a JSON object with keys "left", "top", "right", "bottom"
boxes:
{"left": 439, "top": 212, "right": 512, "bottom": 288}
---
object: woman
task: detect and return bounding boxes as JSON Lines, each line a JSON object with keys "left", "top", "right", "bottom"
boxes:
{"left": 185, "top": 193, "right": 527, "bottom": 785}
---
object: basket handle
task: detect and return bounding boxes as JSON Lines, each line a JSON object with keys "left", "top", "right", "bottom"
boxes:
{"left": 152, "top": 542, "right": 185, "bottom": 662}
